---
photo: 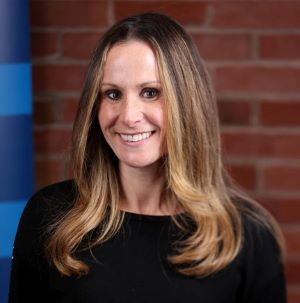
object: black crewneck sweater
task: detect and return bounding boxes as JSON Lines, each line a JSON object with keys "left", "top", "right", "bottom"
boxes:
{"left": 9, "top": 180, "right": 286, "bottom": 303}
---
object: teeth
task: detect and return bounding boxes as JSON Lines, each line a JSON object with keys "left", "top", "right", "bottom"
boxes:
{"left": 120, "top": 131, "right": 152, "bottom": 142}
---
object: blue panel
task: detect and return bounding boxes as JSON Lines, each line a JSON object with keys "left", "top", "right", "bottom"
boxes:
{"left": 0, "top": 0, "right": 30, "bottom": 63}
{"left": 0, "top": 257, "right": 11, "bottom": 303}
{"left": 0, "top": 63, "right": 32, "bottom": 116}
{"left": 0, "top": 200, "right": 27, "bottom": 257}
{"left": 0, "top": 115, "right": 33, "bottom": 201}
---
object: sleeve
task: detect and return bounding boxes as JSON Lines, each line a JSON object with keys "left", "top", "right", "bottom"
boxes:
{"left": 239, "top": 216, "right": 287, "bottom": 303}
{"left": 8, "top": 191, "right": 51, "bottom": 303}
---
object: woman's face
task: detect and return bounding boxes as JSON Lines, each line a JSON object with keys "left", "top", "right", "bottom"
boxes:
{"left": 98, "top": 40, "right": 165, "bottom": 169}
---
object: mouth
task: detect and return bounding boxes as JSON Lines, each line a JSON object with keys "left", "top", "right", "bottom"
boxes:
{"left": 119, "top": 131, "right": 155, "bottom": 142}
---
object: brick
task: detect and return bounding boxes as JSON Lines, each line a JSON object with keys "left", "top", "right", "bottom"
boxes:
{"left": 34, "top": 128, "right": 72, "bottom": 154}
{"left": 226, "top": 164, "right": 256, "bottom": 190}
{"left": 33, "top": 101, "right": 59, "bottom": 125}
{"left": 115, "top": 1, "right": 206, "bottom": 26}
{"left": 260, "top": 197, "right": 300, "bottom": 224}
{"left": 222, "top": 133, "right": 300, "bottom": 159}
{"left": 33, "top": 65, "right": 87, "bottom": 92}
{"left": 283, "top": 229, "right": 300, "bottom": 255}
{"left": 288, "top": 292, "right": 300, "bottom": 303}
{"left": 31, "top": 1, "right": 108, "bottom": 27}
{"left": 61, "top": 98, "right": 79, "bottom": 123}
{"left": 64, "top": 159, "right": 74, "bottom": 179}
{"left": 211, "top": 2, "right": 300, "bottom": 28}
{"left": 218, "top": 100, "right": 252, "bottom": 125}
{"left": 215, "top": 66, "right": 300, "bottom": 93}
{"left": 286, "top": 260, "right": 300, "bottom": 284}
{"left": 63, "top": 159, "right": 73, "bottom": 180}
{"left": 31, "top": 32, "right": 58, "bottom": 57}
{"left": 192, "top": 34, "right": 250, "bottom": 60}
{"left": 260, "top": 102, "right": 300, "bottom": 126}
{"left": 263, "top": 166, "right": 300, "bottom": 191}
{"left": 35, "top": 159, "right": 61, "bottom": 189}
{"left": 260, "top": 34, "right": 300, "bottom": 59}
{"left": 62, "top": 32, "right": 102, "bottom": 60}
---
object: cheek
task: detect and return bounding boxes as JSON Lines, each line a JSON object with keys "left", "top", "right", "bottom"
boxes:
{"left": 153, "top": 103, "right": 165, "bottom": 132}
{"left": 155, "top": 103, "right": 167, "bottom": 151}
{"left": 98, "top": 103, "right": 116, "bottom": 131}
{"left": 98, "top": 110, "right": 106, "bottom": 131}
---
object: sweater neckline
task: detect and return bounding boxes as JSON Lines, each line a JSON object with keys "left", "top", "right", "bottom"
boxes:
{"left": 122, "top": 210, "right": 173, "bottom": 222}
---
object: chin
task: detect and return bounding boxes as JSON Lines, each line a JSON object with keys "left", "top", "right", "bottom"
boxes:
{"left": 120, "top": 157, "right": 163, "bottom": 169}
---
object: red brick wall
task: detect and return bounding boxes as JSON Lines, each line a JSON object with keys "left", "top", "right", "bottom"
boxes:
{"left": 30, "top": 1, "right": 300, "bottom": 301}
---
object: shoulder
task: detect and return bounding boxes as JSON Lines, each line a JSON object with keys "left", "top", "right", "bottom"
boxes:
{"left": 22, "top": 179, "right": 77, "bottom": 223}
{"left": 30, "top": 179, "right": 77, "bottom": 207}
{"left": 241, "top": 213, "right": 282, "bottom": 262}
{"left": 233, "top": 195, "right": 283, "bottom": 266}
{"left": 242, "top": 213, "right": 277, "bottom": 244}
{"left": 14, "top": 180, "right": 77, "bottom": 253}
{"left": 9, "top": 181, "right": 77, "bottom": 299}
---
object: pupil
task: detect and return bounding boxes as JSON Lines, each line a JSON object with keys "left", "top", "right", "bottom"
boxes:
{"left": 111, "top": 91, "right": 118, "bottom": 99}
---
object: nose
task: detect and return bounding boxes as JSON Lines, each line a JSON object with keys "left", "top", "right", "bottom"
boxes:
{"left": 120, "top": 96, "right": 143, "bottom": 127}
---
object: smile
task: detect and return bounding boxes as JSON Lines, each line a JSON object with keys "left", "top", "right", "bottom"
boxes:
{"left": 119, "top": 131, "right": 153, "bottom": 142}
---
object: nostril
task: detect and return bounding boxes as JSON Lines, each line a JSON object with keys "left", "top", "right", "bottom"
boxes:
{"left": 121, "top": 112, "right": 143, "bottom": 127}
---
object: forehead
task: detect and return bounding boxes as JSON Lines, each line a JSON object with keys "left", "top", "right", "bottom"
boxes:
{"left": 102, "top": 40, "right": 160, "bottom": 84}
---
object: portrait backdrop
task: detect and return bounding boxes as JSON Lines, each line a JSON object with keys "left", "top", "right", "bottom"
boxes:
{"left": 0, "top": 0, "right": 33, "bottom": 302}
{"left": 1, "top": 1, "right": 299, "bottom": 302}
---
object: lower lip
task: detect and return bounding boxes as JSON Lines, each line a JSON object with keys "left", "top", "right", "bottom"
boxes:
{"left": 118, "top": 133, "right": 154, "bottom": 146}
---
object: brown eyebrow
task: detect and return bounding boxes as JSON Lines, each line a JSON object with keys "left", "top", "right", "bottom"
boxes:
{"left": 139, "top": 81, "right": 161, "bottom": 87}
{"left": 101, "top": 81, "right": 161, "bottom": 88}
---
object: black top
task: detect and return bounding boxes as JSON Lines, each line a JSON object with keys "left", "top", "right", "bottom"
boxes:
{"left": 9, "top": 180, "right": 286, "bottom": 303}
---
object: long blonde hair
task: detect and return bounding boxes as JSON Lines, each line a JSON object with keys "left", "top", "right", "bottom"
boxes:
{"left": 46, "top": 13, "right": 285, "bottom": 277}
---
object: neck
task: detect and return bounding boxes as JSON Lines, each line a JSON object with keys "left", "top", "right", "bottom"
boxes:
{"left": 119, "top": 161, "right": 175, "bottom": 215}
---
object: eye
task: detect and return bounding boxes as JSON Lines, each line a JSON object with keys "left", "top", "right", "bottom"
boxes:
{"left": 104, "top": 89, "right": 122, "bottom": 101}
{"left": 141, "top": 88, "right": 160, "bottom": 99}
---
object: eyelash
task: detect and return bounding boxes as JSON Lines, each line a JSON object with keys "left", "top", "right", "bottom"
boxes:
{"left": 102, "top": 88, "right": 160, "bottom": 101}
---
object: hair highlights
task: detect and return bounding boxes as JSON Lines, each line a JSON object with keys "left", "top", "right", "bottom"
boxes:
{"left": 46, "top": 13, "right": 284, "bottom": 277}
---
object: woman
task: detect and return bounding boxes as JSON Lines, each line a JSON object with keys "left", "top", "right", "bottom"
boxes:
{"left": 9, "top": 13, "right": 286, "bottom": 302}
